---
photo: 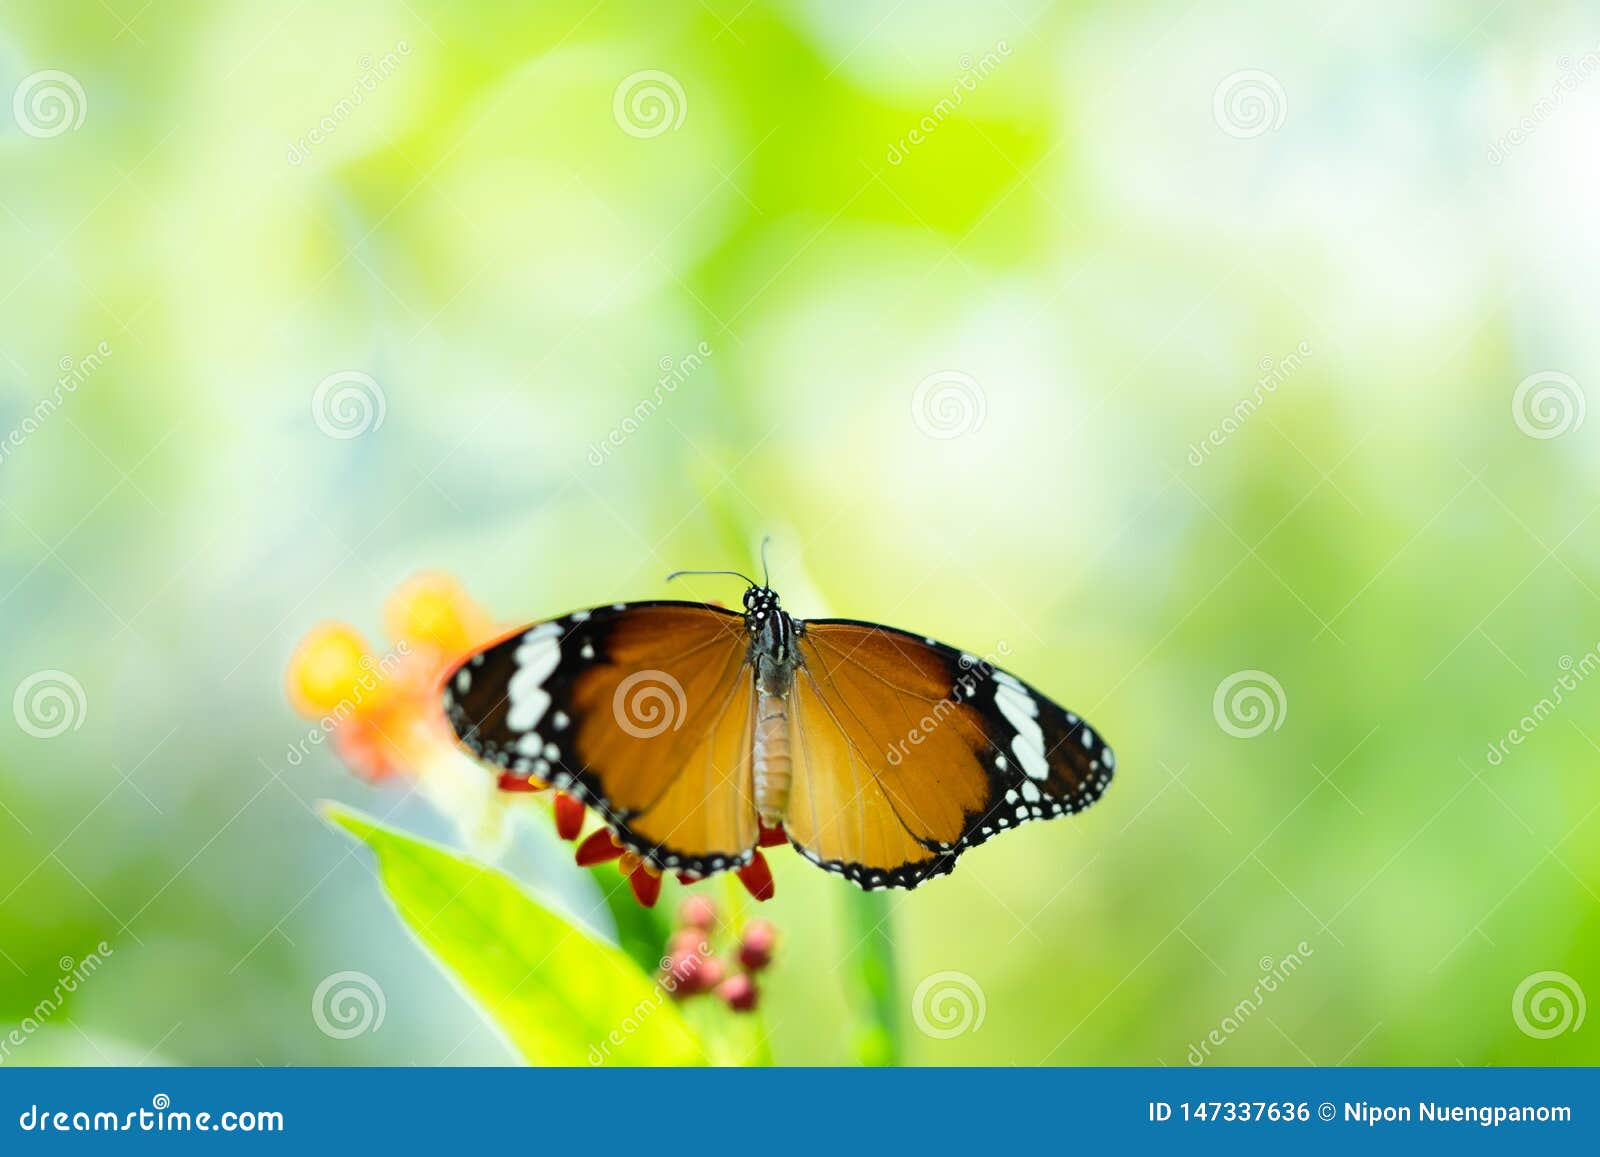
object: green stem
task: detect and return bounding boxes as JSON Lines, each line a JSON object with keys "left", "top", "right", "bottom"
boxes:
{"left": 840, "top": 888, "right": 901, "bottom": 1065}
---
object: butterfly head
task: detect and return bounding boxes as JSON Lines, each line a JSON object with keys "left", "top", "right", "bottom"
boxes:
{"left": 742, "top": 584, "right": 781, "bottom": 627}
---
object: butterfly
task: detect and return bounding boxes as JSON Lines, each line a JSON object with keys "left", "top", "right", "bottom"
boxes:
{"left": 442, "top": 571, "right": 1114, "bottom": 892}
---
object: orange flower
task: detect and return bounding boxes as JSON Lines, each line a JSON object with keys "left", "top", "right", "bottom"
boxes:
{"left": 382, "top": 571, "right": 495, "bottom": 668}
{"left": 285, "top": 573, "right": 511, "bottom": 851}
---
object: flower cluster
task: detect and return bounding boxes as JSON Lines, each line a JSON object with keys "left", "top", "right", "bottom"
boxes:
{"left": 285, "top": 572, "right": 494, "bottom": 779}
{"left": 284, "top": 573, "right": 513, "bottom": 852}
{"left": 660, "top": 895, "right": 776, "bottom": 1013}
{"left": 285, "top": 573, "right": 783, "bottom": 909}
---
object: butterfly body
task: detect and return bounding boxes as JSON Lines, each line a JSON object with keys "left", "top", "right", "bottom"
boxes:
{"left": 745, "top": 585, "right": 799, "bottom": 824}
{"left": 444, "top": 585, "right": 1114, "bottom": 892}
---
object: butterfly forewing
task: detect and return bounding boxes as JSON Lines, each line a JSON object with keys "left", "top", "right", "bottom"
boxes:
{"left": 787, "top": 619, "right": 1114, "bottom": 890}
{"left": 443, "top": 601, "right": 761, "bottom": 874}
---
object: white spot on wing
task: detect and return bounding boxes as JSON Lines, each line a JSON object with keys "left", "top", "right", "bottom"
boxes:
{"left": 993, "top": 679, "right": 1049, "bottom": 781}
{"left": 506, "top": 629, "right": 561, "bottom": 731}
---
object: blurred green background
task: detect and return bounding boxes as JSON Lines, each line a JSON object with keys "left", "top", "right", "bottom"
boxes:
{"left": 2, "top": 0, "right": 1598, "bottom": 1066}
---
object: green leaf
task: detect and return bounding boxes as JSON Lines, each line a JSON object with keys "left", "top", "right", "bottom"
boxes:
{"left": 323, "top": 802, "right": 704, "bottom": 1066}
{"left": 588, "top": 866, "right": 674, "bottom": 974}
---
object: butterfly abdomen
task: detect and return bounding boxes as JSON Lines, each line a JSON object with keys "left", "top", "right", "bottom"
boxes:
{"left": 753, "top": 689, "right": 792, "bottom": 825}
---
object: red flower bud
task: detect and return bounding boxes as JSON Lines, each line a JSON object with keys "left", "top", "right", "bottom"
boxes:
{"left": 575, "top": 829, "right": 623, "bottom": 866}
{"left": 664, "top": 937, "right": 721, "bottom": 995}
{"left": 552, "top": 792, "right": 585, "bottom": 841}
{"left": 736, "top": 851, "right": 775, "bottom": 902}
{"left": 678, "top": 894, "right": 717, "bottom": 931}
{"left": 739, "top": 919, "right": 777, "bottom": 971}
{"left": 669, "top": 929, "right": 709, "bottom": 958}
{"left": 628, "top": 863, "right": 662, "bottom": 908}
{"left": 758, "top": 822, "right": 788, "bottom": 848}
{"left": 695, "top": 957, "right": 726, "bottom": 992}
{"left": 664, "top": 950, "right": 703, "bottom": 994}
{"left": 718, "top": 972, "right": 758, "bottom": 1012}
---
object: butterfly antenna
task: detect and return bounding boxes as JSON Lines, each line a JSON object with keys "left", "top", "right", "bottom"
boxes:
{"left": 759, "top": 535, "right": 773, "bottom": 588}
{"left": 664, "top": 567, "right": 758, "bottom": 587}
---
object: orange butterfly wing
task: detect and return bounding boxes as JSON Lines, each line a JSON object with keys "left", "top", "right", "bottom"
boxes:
{"left": 444, "top": 602, "right": 761, "bottom": 874}
{"left": 786, "top": 619, "right": 1113, "bottom": 890}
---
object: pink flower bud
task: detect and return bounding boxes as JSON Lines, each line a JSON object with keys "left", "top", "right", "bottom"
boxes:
{"left": 668, "top": 929, "right": 709, "bottom": 959}
{"left": 695, "top": 957, "right": 726, "bottom": 992}
{"left": 718, "top": 972, "right": 758, "bottom": 1012}
{"left": 678, "top": 894, "right": 718, "bottom": 931}
{"left": 739, "top": 919, "right": 777, "bottom": 971}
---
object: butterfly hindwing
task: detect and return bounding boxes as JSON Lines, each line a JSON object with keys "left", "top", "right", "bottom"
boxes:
{"left": 786, "top": 619, "right": 1113, "bottom": 890}
{"left": 443, "top": 601, "right": 761, "bottom": 875}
